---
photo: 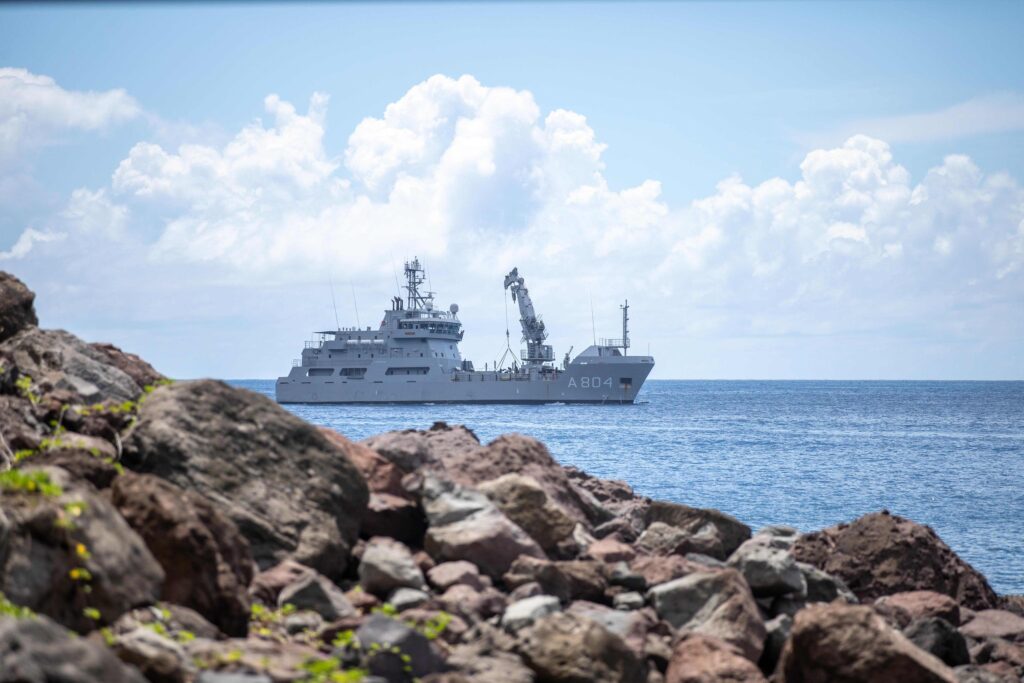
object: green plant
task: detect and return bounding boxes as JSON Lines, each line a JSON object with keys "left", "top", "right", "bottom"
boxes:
{"left": 417, "top": 611, "right": 452, "bottom": 640}
{"left": 0, "top": 469, "right": 63, "bottom": 496}
{"left": 15, "top": 375, "right": 39, "bottom": 405}
{"left": 299, "top": 656, "right": 367, "bottom": 683}
{"left": 371, "top": 603, "right": 397, "bottom": 617}
{"left": 82, "top": 607, "right": 101, "bottom": 621}
{"left": 0, "top": 593, "right": 35, "bottom": 619}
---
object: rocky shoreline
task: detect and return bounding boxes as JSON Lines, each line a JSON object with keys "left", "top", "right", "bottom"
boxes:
{"left": 1, "top": 269, "right": 1022, "bottom": 683}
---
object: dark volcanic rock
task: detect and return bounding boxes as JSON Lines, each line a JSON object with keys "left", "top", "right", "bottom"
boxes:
{"left": 666, "top": 633, "right": 768, "bottom": 683}
{"left": 516, "top": 611, "right": 646, "bottom": 683}
{"left": 791, "top": 511, "right": 999, "bottom": 610}
{"left": 0, "top": 614, "right": 147, "bottom": 683}
{"left": 904, "top": 617, "right": 970, "bottom": 667}
{"left": 775, "top": 602, "right": 956, "bottom": 683}
{"left": 0, "top": 271, "right": 38, "bottom": 343}
{"left": 0, "top": 466, "right": 163, "bottom": 633}
{"left": 278, "top": 571, "right": 356, "bottom": 620}
{"left": 354, "top": 613, "right": 445, "bottom": 681}
{"left": 121, "top": 379, "right": 369, "bottom": 579}
{"left": 19, "top": 447, "right": 120, "bottom": 489}
{"left": 0, "top": 328, "right": 144, "bottom": 403}
{"left": 111, "top": 472, "right": 254, "bottom": 636}
{"left": 89, "top": 342, "right": 164, "bottom": 389}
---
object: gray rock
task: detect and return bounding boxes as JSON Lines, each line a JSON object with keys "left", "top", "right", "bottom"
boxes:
{"left": 636, "top": 522, "right": 691, "bottom": 556}
{"left": 446, "top": 644, "right": 535, "bottom": 683}
{"left": 904, "top": 617, "right": 970, "bottom": 667}
{"left": 122, "top": 380, "right": 369, "bottom": 580}
{"left": 0, "top": 466, "right": 164, "bottom": 633}
{"left": 645, "top": 500, "right": 752, "bottom": 560}
{"left": 502, "top": 595, "right": 562, "bottom": 632}
{"left": 0, "top": 271, "right": 38, "bottom": 343}
{"left": 509, "top": 581, "right": 544, "bottom": 601}
{"left": 728, "top": 539, "right": 807, "bottom": 598}
{"left": 283, "top": 610, "right": 322, "bottom": 635}
{"left": 359, "top": 537, "right": 427, "bottom": 596}
{"left": 419, "top": 475, "right": 493, "bottom": 526}
{"left": 278, "top": 572, "right": 356, "bottom": 621}
{"left": 0, "top": 328, "right": 143, "bottom": 402}
{"left": 354, "top": 613, "right": 445, "bottom": 681}
{"left": 952, "top": 665, "right": 1010, "bottom": 683}
{"left": 389, "top": 587, "right": 430, "bottom": 612}
{"left": 686, "top": 552, "right": 728, "bottom": 569}
{"left": 797, "top": 562, "right": 858, "bottom": 604}
{"left": 0, "top": 614, "right": 147, "bottom": 683}
{"left": 615, "top": 592, "right": 646, "bottom": 610}
{"left": 609, "top": 562, "right": 647, "bottom": 591}
{"left": 361, "top": 430, "right": 430, "bottom": 472}
{"left": 111, "top": 627, "right": 190, "bottom": 683}
{"left": 647, "top": 568, "right": 766, "bottom": 662}
{"left": 516, "top": 612, "right": 645, "bottom": 683}
{"left": 196, "top": 675, "right": 273, "bottom": 683}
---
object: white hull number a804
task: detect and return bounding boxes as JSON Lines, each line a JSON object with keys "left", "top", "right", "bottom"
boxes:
{"left": 568, "top": 376, "right": 613, "bottom": 389}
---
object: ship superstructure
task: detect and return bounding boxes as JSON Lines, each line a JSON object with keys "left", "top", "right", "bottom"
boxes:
{"left": 275, "top": 259, "right": 654, "bottom": 404}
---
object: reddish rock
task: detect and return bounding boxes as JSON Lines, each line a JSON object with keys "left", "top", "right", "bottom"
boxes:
{"left": 438, "top": 583, "right": 507, "bottom": 620}
{"left": 89, "top": 342, "right": 164, "bottom": 389}
{"left": 874, "top": 591, "right": 962, "bottom": 628}
{"left": 424, "top": 507, "right": 545, "bottom": 580}
{"left": 586, "top": 536, "right": 637, "bottom": 563}
{"left": 631, "top": 555, "right": 702, "bottom": 587}
{"left": 960, "top": 610, "right": 1024, "bottom": 644}
{"left": 565, "top": 600, "right": 656, "bottom": 657}
{"left": 111, "top": 472, "right": 254, "bottom": 636}
{"left": 504, "top": 556, "right": 609, "bottom": 604}
{"left": 321, "top": 428, "right": 406, "bottom": 496}
{"left": 1000, "top": 595, "right": 1024, "bottom": 618}
{"left": 249, "top": 559, "right": 315, "bottom": 605}
{"left": 665, "top": 633, "right": 767, "bottom": 683}
{"left": 428, "top": 561, "right": 490, "bottom": 592}
{"left": 775, "top": 603, "right": 956, "bottom": 683}
{"left": 478, "top": 473, "right": 577, "bottom": 552}
{"left": 791, "top": 512, "right": 998, "bottom": 610}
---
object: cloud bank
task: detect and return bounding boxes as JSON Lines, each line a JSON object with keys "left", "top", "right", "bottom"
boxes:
{"left": 3, "top": 71, "right": 1023, "bottom": 377}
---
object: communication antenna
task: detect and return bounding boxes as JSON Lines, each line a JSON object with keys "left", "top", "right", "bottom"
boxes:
{"left": 391, "top": 260, "right": 402, "bottom": 298}
{"left": 350, "top": 283, "right": 361, "bottom": 328}
{"left": 329, "top": 274, "right": 341, "bottom": 331}
{"left": 590, "top": 293, "right": 597, "bottom": 346}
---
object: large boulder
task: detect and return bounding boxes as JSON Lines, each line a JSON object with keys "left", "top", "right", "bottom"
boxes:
{"left": 419, "top": 476, "right": 545, "bottom": 579}
{"left": 904, "top": 617, "right": 971, "bottom": 667}
{"left": 321, "top": 428, "right": 406, "bottom": 497}
{"left": 277, "top": 571, "right": 356, "bottom": 621}
{"left": 791, "top": 512, "right": 998, "bottom": 610}
{"left": 665, "top": 633, "right": 768, "bottom": 683}
{"left": 959, "top": 610, "right": 1024, "bottom": 644}
{"left": 504, "top": 556, "right": 609, "bottom": 604}
{"left": 375, "top": 423, "right": 604, "bottom": 526}
{"left": 0, "top": 466, "right": 163, "bottom": 633}
{"left": 775, "top": 603, "right": 956, "bottom": 683}
{"left": 121, "top": 380, "right": 369, "bottom": 580}
{"left": 478, "top": 473, "right": 577, "bottom": 552}
{"left": 0, "top": 272, "right": 38, "bottom": 343}
{"left": 644, "top": 501, "right": 752, "bottom": 560}
{"left": 0, "top": 614, "right": 148, "bottom": 683}
{"left": 516, "top": 611, "right": 646, "bottom": 683}
{"left": 0, "top": 328, "right": 144, "bottom": 402}
{"left": 110, "top": 472, "right": 253, "bottom": 636}
{"left": 647, "top": 568, "right": 766, "bottom": 662}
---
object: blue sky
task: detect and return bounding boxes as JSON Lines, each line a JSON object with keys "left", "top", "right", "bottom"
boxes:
{"left": 1, "top": 1, "right": 1022, "bottom": 379}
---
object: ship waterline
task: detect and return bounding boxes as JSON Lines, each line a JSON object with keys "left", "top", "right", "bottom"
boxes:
{"left": 276, "top": 260, "right": 654, "bottom": 404}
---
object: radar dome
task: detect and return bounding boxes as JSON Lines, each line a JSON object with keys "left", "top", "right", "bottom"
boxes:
{"left": 449, "top": 303, "right": 459, "bottom": 314}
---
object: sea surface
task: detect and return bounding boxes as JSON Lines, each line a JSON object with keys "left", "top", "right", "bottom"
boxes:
{"left": 231, "top": 379, "right": 1024, "bottom": 595}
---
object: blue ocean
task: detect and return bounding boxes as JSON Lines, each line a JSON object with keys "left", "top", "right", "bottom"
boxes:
{"left": 232, "top": 379, "right": 1024, "bottom": 595}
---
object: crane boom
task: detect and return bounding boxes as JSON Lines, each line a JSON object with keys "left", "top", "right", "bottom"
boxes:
{"left": 503, "top": 267, "right": 554, "bottom": 365}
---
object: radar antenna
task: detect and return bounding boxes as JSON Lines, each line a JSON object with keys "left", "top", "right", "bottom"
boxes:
{"left": 503, "top": 267, "right": 554, "bottom": 366}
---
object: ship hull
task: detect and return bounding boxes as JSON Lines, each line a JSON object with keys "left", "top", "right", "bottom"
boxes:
{"left": 276, "top": 356, "right": 654, "bottom": 405}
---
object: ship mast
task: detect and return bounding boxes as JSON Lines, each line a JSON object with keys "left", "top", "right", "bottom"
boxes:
{"left": 404, "top": 258, "right": 434, "bottom": 311}
{"left": 621, "top": 299, "right": 630, "bottom": 356}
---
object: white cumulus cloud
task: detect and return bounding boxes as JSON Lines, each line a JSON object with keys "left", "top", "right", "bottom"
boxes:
{"left": 0, "top": 67, "right": 140, "bottom": 163}
{"left": 6, "top": 73, "right": 1024, "bottom": 378}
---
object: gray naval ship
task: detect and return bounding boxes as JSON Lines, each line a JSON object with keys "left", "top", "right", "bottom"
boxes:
{"left": 276, "top": 259, "right": 654, "bottom": 404}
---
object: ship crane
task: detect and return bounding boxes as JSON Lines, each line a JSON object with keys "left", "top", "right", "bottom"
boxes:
{"left": 503, "top": 267, "right": 555, "bottom": 366}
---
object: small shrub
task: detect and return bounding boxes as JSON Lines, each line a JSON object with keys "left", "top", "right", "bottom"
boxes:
{"left": 0, "top": 469, "right": 63, "bottom": 496}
